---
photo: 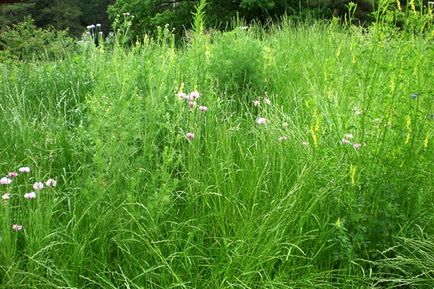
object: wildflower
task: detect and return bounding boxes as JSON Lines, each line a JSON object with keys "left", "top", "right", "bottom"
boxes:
{"left": 282, "top": 122, "right": 288, "bottom": 129}
{"left": 24, "top": 192, "right": 37, "bottom": 199}
{"left": 353, "top": 143, "right": 362, "bottom": 150}
{"left": 2, "top": 193, "right": 11, "bottom": 201}
{"left": 302, "top": 141, "right": 309, "bottom": 146}
{"left": 19, "top": 167, "right": 30, "bottom": 173}
{"left": 0, "top": 177, "right": 12, "bottom": 185}
{"left": 350, "top": 164, "right": 357, "bottom": 185}
{"left": 410, "top": 93, "right": 418, "bottom": 99}
{"left": 186, "top": 132, "right": 195, "bottom": 140}
{"left": 344, "top": 134, "right": 353, "bottom": 140}
{"left": 96, "top": 23, "right": 101, "bottom": 28}
{"left": 335, "top": 218, "right": 342, "bottom": 228}
{"left": 45, "top": 179, "right": 57, "bottom": 187}
{"left": 199, "top": 106, "right": 208, "bottom": 112}
{"left": 278, "top": 136, "right": 288, "bottom": 142}
{"left": 177, "top": 91, "right": 187, "bottom": 100}
{"left": 8, "top": 172, "right": 18, "bottom": 178}
{"left": 354, "top": 108, "right": 363, "bottom": 116}
{"left": 12, "top": 224, "right": 23, "bottom": 231}
{"left": 188, "top": 91, "right": 200, "bottom": 100}
{"left": 341, "top": 138, "right": 351, "bottom": 145}
{"left": 264, "top": 97, "right": 271, "bottom": 105}
{"left": 253, "top": 99, "right": 260, "bottom": 107}
{"left": 188, "top": 101, "right": 197, "bottom": 109}
{"left": 33, "top": 182, "right": 44, "bottom": 191}
{"left": 256, "top": 117, "right": 266, "bottom": 125}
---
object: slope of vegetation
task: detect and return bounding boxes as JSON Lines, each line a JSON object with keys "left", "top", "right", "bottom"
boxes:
{"left": 0, "top": 9, "right": 433, "bottom": 288}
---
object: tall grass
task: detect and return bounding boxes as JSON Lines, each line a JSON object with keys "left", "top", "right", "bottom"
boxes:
{"left": 0, "top": 10, "right": 433, "bottom": 288}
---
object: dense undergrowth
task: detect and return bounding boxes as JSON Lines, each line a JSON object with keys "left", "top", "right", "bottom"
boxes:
{"left": 0, "top": 5, "right": 433, "bottom": 288}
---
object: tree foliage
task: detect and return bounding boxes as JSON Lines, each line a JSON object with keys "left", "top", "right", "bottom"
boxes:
{"left": 0, "top": 0, "right": 114, "bottom": 36}
{"left": 0, "top": 16, "right": 73, "bottom": 61}
{"left": 107, "top": 0, "right": 334, "bottom": 40}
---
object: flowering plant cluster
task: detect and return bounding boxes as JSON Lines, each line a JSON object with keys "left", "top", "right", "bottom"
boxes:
{"left": 177, "top": 90, "right": 208, "bottom": 112}
{"left": 1, "top": 166, "right": 56, "bottom": 232}
{"left": 253, "top": 94, "right": 271, "bottom": 107}
{"left": 340, "top": 134, "right": 362, "bottom": 150}
{"left": 177, "top": 89, "right": 208, "bottom": 141}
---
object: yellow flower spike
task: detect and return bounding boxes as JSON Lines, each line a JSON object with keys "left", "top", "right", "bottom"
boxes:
{"left": 387, "top": 111, "right": 394, "bottom": 128}
{"left": 389, "top": 77, "right": 395, "bottom": 93}
{"left": 423, "top": 133, "right": 429, "bottom": 148}
{"left": 350, "top": 164, "right": 357, "bottom": 186}
{"left": 335, "top": 46, "right": 341, "bottom": 58}
{"left": 314, "top": 117, "right": 320, "bottom": 133}
{"left": 405, "top": 115, "right": 412, "bottom": 145}
{"left": 327, "top": 87, "right": 333, "bottom": 100}
{"left": 178, "top": 82, "right": 184, "bottom": 93}
{"left": 310, "top": 112, "right": 321, "bottom": 147}
{"left": 410, "top": 0, "right": 416, "bottom": 13}
{"left": 169, "top": 47, "right": 175, "bottom": 63}
{"left": 335, "top": 218, "right": 342, "bottom": 228}
{"left": 310, "top": 125, "right": 318, "bottom": 147}
{"left": 396, "top": 0, "right": 402, "bottom": 11}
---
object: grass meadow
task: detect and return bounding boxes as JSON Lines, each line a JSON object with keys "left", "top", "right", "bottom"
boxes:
{"left": 0, "top": 13, "right": 433, "bottom": 289}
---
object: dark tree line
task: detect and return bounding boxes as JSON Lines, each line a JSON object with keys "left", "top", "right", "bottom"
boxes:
{"left": 0, "top": 0, "right": 114, "bottom": 36}
{"left": 1, "top": 0, "right": 430, "bottom": 40}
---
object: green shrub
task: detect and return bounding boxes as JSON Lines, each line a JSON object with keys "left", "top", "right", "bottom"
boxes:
{"left": 208, "top": 29, "right": 265, "bottom": 97}
{"left": 0, "top": 17, "right": 74, "bottom": 62}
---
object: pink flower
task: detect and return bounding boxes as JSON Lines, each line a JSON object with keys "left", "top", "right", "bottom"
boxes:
{"left": 0, "top": 177, "right": 12, "bottom": 185}
{"left": 8, "top": 172, "right": 18, "bottom": 178}
{"left": 188, "top": 101, "right": 197, "bottom": 109}
{"left": 353, "top": 143, "right": 362, "bottom": 149}
{"left": 278, "top": 136, "right": 288, "bottom": 142}
{"left": 199, "top": 106, "right": 208, "bottom": 112}
{"left": 33, "top": 182, "right": 44, "bottom": 191}
{"left": 177, "top": 92, "right": 188, "bottom": 100}
{"left": 2, "top": 193, "right": 11, "bottom": 200}
{"left": 256, "top": 117, "right": 266, "bottom": 125}
{"left": 45, "top": 179, "right": 57, "bottom": 187}
{"left": 341, "top": 138, "right": 351, "bottom": 145}
{"left": 12, "top": 224, "right": 23, "bottom": 231}
{"left": 188, "top": 91, "right": 200, "bottom": 100}
{"left": 19, "top": 167, "right": 30, "bottom": 173}
{"left": 253, "top": 99, "right": 260, "bottom": 107}
{"left": 24, "top": 192, "right": 37, "bottom": 199}
{"left": 186, "top": 132, "right": 195, "bottom": 140}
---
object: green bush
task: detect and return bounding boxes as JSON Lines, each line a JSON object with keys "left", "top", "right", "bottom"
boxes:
{"left": 208, "top": 29, "right": 265, "bottom": 97}
{"left": 0, "top": 17, "right": 74, "bottom": 62}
